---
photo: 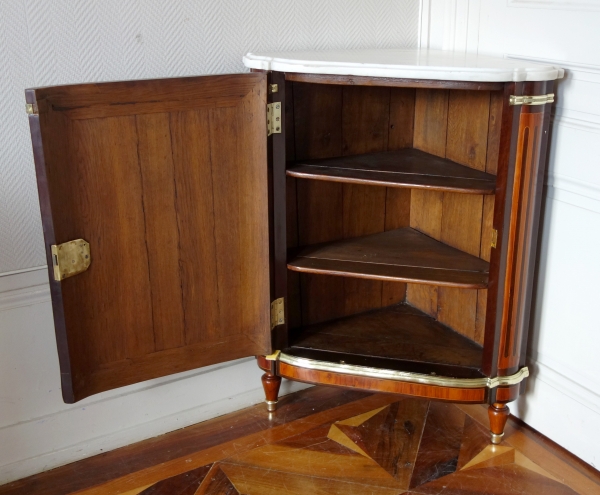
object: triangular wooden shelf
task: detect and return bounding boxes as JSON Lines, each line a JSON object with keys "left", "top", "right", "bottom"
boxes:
{"left": 287, "top": 149, "right": 496, "bottom": 194}
{"left": 288, "top": 227, "right": 489, "bottom": 289}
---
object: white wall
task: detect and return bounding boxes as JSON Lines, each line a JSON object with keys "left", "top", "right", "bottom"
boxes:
{"left": 421, "top": 0, "right": 600, "bottom": 468}
{"left": 0, "top": 0, "right": 420, "bottom": 484}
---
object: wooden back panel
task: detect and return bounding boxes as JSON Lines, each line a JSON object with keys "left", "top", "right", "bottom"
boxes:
{"left": 407, "top": 88, "right": 503, "bottom": 345}
{"left": 288, "top": 83, "right": 413, "bottom": 326}
{"left": 27, "top": 74, "right": 271, "bottom": 402}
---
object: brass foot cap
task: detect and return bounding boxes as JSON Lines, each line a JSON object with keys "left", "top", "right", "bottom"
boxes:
{"left": 490, "top": 432, "right": 504, "bottom": 445}
{"left": 266, "top": 400, "right": 278, "bottom": 412}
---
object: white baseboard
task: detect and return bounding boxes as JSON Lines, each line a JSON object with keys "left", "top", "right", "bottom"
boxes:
{"left": 0, "top": 267, "right": 49, "bottom": 312}
{"left": 0, "top": 359, "right": 310, "bottom": 484}
{"left": 0, "top": 269, "right": 312, "bottom": 484}
{"left": 514, "top": 360, "right": 599, "bottom": 468}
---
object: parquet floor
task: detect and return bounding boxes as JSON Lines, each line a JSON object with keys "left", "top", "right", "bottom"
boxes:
{"left": 1, "top": 387, "right": 599, "bottom": 495}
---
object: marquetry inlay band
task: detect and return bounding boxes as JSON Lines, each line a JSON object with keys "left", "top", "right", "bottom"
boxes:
{"left": 278, "top": 353, "right": 529, "bottom": 390}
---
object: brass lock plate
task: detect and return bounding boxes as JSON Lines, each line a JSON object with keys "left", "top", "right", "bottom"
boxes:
{"left": 51, "top": 239, "right": 91, "bottom": 281}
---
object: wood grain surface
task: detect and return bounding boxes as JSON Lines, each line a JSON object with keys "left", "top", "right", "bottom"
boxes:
{"left": 288, "top": 148, "right": 496, "bottom": 193}
{"left": 3, "top": 387, "right": 597, "bottom": 495}
{"left": 289, "top": 227, "right": 489, "bottom": 288}
{"left": 289, "top": 302, "right": 483, "bottom": 368}
{"left": 29, "top": 73, "right": 271, "bottom": 402}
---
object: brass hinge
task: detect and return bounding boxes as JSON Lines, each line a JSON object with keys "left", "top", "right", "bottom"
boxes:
{"left": 491, "top": 229, "right": 498, "bottom": 249}
{"left": 51, "top": 239, "right": 91, "bottom": 281}
{"left": 509, "top": 94, "right": 555, "bottom": 106}
{"left": 26, "top": 103, "right": 38, "bottom": 115}
{"left": 270, "top": 297, "right": 285, "bottom": 329}
{"left": 268, "top": 83, "right": 278, "bottom": 94}
{"left": 267, "top": 102, "right": 282, "bottom": 136}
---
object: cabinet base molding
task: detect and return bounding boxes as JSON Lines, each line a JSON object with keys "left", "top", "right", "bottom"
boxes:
{"left": 274, "top": 352, "right": 529, "bottom": 391}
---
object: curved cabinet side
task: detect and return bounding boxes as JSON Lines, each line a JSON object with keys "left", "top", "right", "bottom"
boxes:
{"left": 485, "top": 81, "right": 554, "bottom": 378}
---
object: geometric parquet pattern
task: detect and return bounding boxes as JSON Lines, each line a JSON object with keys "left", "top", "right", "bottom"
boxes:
{"left": 133, "top": 400, "right": 578, "bottom": 495}
{"left": 1, "top": 388, "right": 598, "bottom": 495}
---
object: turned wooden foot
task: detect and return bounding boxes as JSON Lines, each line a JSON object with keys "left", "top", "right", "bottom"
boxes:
{"left": 261, "top": 371, "right": 282, "bottom": 412}
{"left": 488, "top": 402, "right": 510, "bottom": 445}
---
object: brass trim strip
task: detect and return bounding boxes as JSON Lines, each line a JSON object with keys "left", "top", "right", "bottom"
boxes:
{"left": 265, "top": 350, "right": 281, "bottom": 361}
{"left": 278, "top": 352, "right": 529, "bottom": 390}
{"left": 509, "top": 94, "right": 555, "bottom": 106}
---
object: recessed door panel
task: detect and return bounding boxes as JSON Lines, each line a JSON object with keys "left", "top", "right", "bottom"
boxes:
{"left": 26, "top": 73, "right": 271, "bottom": 402}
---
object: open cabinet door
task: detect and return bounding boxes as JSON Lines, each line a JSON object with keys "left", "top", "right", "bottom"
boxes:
{"left": 26, "top": 73, "right": 271, "bottom": 403}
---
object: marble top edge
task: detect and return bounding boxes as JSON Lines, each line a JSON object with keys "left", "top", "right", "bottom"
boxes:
{"left": 243, "top": 49, "right": 564, "bottom": 82}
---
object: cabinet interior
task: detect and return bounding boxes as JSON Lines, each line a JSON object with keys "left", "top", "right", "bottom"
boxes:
{"left": 284, "top": 81, "right": 503, "bottom": 376}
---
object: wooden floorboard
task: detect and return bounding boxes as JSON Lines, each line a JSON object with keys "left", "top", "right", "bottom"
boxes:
{"left": 1, "top": 387, "right": 599, "bottom": 495}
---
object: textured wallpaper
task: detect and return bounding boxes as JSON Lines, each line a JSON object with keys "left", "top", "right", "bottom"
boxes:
{"left": 0, "top": 0, "right": 419, "bottom": 274}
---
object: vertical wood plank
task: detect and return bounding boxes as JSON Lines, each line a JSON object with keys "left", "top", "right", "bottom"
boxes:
{"left": 294, "top": 84, "right": 344, "bottom": 325}
{"left": 297, "top": 179, "right": 344, "bottom": 325}
{"left": 384, "top": 189, "right": 411, "bottom": 231}
{"left": 297, "top": 180, "right": 344, "bottom": 245}
{"left": 382, "top": 188, "right": 411, "bottom": 305}
{"left": 438, "top": 192, "right": 483, "bottom": 341}
{"left": 64, "top": 117, "right": 154, "bottom": 370}
{"left": 407, "top": 189, "right": 443, "bottom": 316}
{"left": 38, "top": 112, "right": 84, "bottom": 398}
{"left": 284, "top": 80, "right": 302, "bottom": 329}
{"left": 388, "top": 88, "right": 415, "bottom": 150}
{"left": 210, "top": 106, "right": 244, "bottom": 338}
{"left": 407, "top": 285, "right": 439, "bottom": 319}
{"left": 437, "top": 91, "right": 490, "bottom": 343}
{"left": 475, "top": 195, "right": 495, "bottom": 344}
{"left": 475, "top": 290, "right": 487, "bottom": 345}
{"left": 235, "top": 93, "right": 271, "bottom": 348}
{"left": 384, "top": 87, "right": 415, "bottom": 305}
{"left": 341, "top": 86, "right": 391, "bottom": 314}
{"left": 486, "top": 91, "right": 504, "bottom": 175}
{"left": 413, "top": 89, "right": 448, "bottom": 158}
{"left": 409, "top": 190, "right": 443, "bottom": 240}
{"left": 480, "top": 195, "right": 495, "bottom": 263}
{"left": 293, "top": 82, "right": 342, "bottom": 160}
{"left": 170, "top": 109, "right": 221, "bottom": 345}
{"left": 408, "top": 89, "right": 448, "bottom": 315}
{"left": 438, "top": 287, "right": 479, "bottom": 341}
{"left": 341, "top": 86, "right": 390, "bottom": 154}
{"left": 285, "top": 80, "right": 296, "bottom": 162}
{"left": 342, "top": 183, "right": 387, "bottom": 314}
{"left": 287, "top": 177, "right": 301, "bottom": 329}
{"left": 300, "top": 273, "right": 345, "bottom": 325}
{"left": 342, "top": 184, "right": 387, "bottom": 237}
{"left": 478, "top": 91, "right": 503, "bottom": 343}
{"left": 136, "top": 113, "right": 185, "bottom": 351}
{"left": 446, "top": 91, "right": 490, "bottom": 171}
{"left": 440, "top": 192, "right": 483, "bottom": 256}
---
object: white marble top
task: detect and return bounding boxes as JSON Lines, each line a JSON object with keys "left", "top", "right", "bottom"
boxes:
{"left": 243, "top": 49, "right": 564, "bottom": 82}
